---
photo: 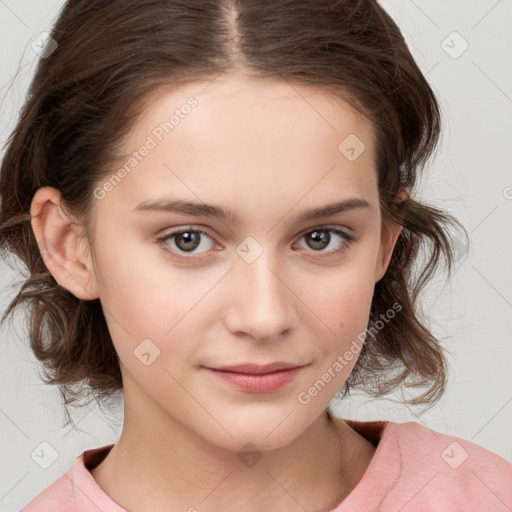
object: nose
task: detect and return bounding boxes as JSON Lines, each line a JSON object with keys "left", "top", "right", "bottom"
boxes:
{"left": 224, "top": 248, "right": 295, "bottom": 342}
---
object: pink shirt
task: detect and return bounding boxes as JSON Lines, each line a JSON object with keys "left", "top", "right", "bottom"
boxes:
{"left": 21, "top": 419, "right": 512, "bottom": 511}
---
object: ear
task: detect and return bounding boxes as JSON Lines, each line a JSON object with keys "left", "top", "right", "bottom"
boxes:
{"left": 374, "top": 188, "right": 409, "bottom": 283}
{"left": 30, "top": 186, "right": 99, "bottom": 300}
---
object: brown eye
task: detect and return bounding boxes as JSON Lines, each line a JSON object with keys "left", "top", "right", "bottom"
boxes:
{"left": 305, "top": 229, "right": 331, "bottom": 250}
{"left": 296, "top": 227, "right": 354, "bottom": 256}
{"left": 157, "top": 228, "right": 215, "bottom": 257}
{"left": 173, "top": 231, "right": 202, "bottom": 252}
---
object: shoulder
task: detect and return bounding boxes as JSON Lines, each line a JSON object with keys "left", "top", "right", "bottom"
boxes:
{"left": 21, "top": 444, "right": 123, "bottom": 512}
{"left": 391, "top": 421, "right": 512, "bottom": 511}
{"left": 20, "top": 464, "right": 76, "bottom": 511}
{"left": 393, "top": 420, "right": 511, "bottom": 471}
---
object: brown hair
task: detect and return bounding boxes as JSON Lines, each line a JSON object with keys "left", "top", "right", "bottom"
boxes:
{"left": 0, "top": 0, "right": 468, "bottom": 427}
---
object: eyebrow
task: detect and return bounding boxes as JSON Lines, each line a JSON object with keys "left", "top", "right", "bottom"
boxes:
{"left": 133, "top": 197, "right": 370, "bottom": 225}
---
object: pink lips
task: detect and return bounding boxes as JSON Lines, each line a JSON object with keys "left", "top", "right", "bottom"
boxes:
{"left": 203, "top": 362, "right": 305, "bottom": 393}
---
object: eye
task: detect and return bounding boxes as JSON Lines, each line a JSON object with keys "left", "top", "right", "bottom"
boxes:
{"left": 156, "top": 225, "right": 355, "bottom": 261}
{"left": 156, "top": 227, "right": 215, "bottom": 258}
{"left": 295, "top": 227, "right": 354, "bottom": 256}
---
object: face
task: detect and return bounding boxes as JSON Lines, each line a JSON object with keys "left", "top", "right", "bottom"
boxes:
{"left": 37, "top": 73, "right": 402, "bottom": 452}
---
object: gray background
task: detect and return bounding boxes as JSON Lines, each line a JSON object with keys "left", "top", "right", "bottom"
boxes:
{"left": 0, "top": 1, "right": 511, "bottom": 510}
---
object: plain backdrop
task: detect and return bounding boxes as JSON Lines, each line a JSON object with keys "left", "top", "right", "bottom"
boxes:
{"left": 0, "top": 1, "right": 511, "bottom": 510}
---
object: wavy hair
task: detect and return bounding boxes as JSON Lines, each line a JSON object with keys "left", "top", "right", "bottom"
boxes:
{"left": 0, "top": 0, "right": 468, "bottom": 427}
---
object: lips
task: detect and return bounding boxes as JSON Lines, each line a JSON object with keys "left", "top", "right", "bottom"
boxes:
{"left": 207, "top": 362, "right": 304, "bottom": 374}
{"left": 202, "top": 362, "right": 307, "bottom": 393}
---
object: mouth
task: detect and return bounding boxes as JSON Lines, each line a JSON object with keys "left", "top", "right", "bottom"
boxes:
{"left": 202, "top": 362, "right": 307, "bottom": 393}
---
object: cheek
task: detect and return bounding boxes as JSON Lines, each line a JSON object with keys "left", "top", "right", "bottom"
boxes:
{"left": 302, "top": 260, "right": 376, "bottom": 395}
{"left": 315, "top": 258, "right": 376, "bottom": 333}
{"left": 294, "top": 269, "right": 375, "bottom": 412}
{"left": 90, "top": 233, "right": 169, "bottom": 348}
{"left": 93, "top": 240, "right": 220, "bottom": 363}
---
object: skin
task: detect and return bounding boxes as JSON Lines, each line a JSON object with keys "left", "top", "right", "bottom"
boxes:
{"left": 30, "top": 72, "right": 404, "bottom": 512}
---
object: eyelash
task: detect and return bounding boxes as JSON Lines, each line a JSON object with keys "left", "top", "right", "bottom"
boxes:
{"left": 155, "top": 225, "right": 355, "bottom": 261}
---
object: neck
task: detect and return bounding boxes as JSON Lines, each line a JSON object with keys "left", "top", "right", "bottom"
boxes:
{"left": 91, "top": 401, "right": 375, "bottom": 512}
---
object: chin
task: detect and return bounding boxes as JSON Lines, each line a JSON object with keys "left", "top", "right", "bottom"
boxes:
{"left": 201, "top": 406, "right": 322, "bottom": 453}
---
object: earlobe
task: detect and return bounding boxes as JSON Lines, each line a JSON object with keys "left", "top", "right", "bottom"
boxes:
{"left": 30, "top": 186, "right": 99, "bottom": 301}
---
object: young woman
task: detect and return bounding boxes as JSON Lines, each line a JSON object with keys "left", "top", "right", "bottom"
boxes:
{"left": 1, "top": 1, "right": 510, "bottom": 511}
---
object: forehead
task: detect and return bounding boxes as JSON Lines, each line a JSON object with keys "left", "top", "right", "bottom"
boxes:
{"left": 134, "top": 72, "right": 374, "bottom": 145}
{"left": 98, "top": 73, "right": 378, "bottom": 222}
